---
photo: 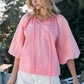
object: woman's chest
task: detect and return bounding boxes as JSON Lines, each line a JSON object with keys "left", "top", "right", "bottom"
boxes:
{"left": 24, "top": 19, "right": 58, "bottom": 43}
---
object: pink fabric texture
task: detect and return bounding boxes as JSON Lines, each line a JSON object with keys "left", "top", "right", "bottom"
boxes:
{"left": 8, "top": 13, "right": 80, "bottom": 84}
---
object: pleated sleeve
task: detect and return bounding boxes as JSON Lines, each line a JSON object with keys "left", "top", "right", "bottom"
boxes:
{"left": 55, "top": 14, "right": 81, "bottom": 64}
{"left": 8, "top": 14, "right": 28, "bottom": 58}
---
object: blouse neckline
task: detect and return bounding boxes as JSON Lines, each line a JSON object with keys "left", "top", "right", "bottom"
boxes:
{"left": 33, "top": 15, "right": 57, "bottom": 24}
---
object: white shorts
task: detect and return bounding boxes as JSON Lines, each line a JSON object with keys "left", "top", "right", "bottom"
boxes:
{"left": 15, "top": 70, "right": 61, "bottom": 84}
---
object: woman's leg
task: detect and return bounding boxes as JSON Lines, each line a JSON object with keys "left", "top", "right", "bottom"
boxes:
{"left": 15, "top": 70, "right": 61, "bottom": 84}
{"left": 15, "top": 70, "right": 35, "bottom": 84}
{"left": 51, "top": 76, "right": 61, "bottom": 84}
{"left": 35, "top": 74, "right": 61, "bottom": 84}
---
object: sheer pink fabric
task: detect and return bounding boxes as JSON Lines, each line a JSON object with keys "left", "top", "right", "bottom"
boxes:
{"left": 8, "top": 13, "right": 80, "bottom": 84}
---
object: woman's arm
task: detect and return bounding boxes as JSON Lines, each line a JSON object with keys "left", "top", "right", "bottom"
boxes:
{"left": 67, "top": 59, "right": 80, "bottom": 84}
{"left": 11, "top": 58, "right": 20, "bottom": 79}
{"left": 7, "top": 58, "right": 20, "bottom": 84}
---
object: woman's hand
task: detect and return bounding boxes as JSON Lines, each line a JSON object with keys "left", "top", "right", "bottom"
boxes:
{"left": 7, "top": 76, "right": 17, "bottom": 84}
{"left": 73, "top": 78, "right": 80, "bottom": 84}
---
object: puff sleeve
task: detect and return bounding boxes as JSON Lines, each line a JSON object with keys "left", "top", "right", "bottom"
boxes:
{"left": 55, "top": 14, "right": 81, "bottom": 64}
{"left": 8, "top": 14, "right": 27, "bottom": 58}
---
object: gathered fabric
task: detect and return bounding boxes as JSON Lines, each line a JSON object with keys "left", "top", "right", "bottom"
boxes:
{"left": 8, "top": 13, "right": 80, "bottom": 84}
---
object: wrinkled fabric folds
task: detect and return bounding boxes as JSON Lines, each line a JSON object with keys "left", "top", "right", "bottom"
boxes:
{"left": 8, "top": 13, "right": 80, "bottom": 84}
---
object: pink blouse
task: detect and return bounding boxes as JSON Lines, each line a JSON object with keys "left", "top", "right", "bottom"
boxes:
{"left": 8, "top": 13, "right": 80, "bottom": 84}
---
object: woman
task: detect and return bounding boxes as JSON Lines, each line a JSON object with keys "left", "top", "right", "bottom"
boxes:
{"left": 7, "top": 0, "right": 80, "bottom": 84}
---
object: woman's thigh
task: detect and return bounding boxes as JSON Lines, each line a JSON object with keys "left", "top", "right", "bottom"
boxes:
{"left": 15, "top": 70, "right": 35, "bottom": 84}
{"left": 15, "top": 70, "right": 61, "bottom": 84}
{"left": 35, "top": 74, "right": 61, "bottom": 84}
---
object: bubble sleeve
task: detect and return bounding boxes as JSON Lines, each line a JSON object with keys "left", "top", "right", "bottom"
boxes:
{"left": 55, "top": 14, "right": 81, "bottom": 64}
{"left": 8, "top": 14, "right": 28, "bottom": 58}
